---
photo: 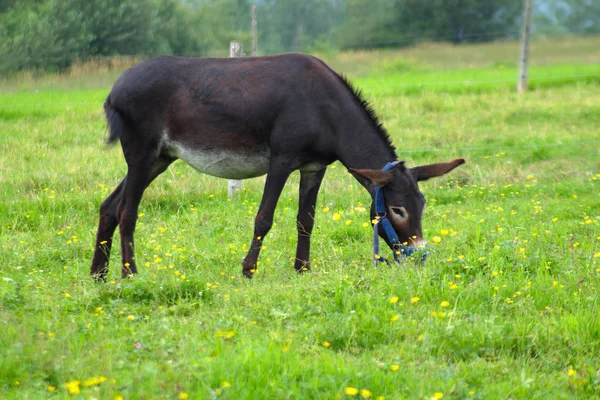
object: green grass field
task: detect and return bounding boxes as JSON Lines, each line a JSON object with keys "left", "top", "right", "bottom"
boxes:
{"left": 1, "top": 37, "right": 600, "bottom": 399}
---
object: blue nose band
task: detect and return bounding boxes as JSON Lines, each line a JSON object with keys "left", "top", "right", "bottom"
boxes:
{"left": 373, "top": 161, "right": 428, "bottom": 267}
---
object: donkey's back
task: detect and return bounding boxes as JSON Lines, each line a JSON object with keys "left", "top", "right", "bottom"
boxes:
{"left": 105, "top": 54, "right": 341, "bottom": 179}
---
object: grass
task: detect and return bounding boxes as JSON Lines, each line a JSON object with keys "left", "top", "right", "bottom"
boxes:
{"left": 1, "top": 38, "right": 600, "bottom": 399}
{"left": 324, "top": 35, "right": 600, "bottom": 75}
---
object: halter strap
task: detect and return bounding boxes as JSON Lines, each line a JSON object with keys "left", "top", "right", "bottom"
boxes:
{"left": 373, "top": 161, "right": 428, "bottom": 266}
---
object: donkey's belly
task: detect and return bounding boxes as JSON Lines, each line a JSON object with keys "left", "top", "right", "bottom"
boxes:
{"left": 167, "top": 142, "right": 271, "bottom": 179}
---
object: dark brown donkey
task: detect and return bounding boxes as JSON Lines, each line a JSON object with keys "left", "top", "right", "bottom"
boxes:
{"left": 90, "top": 53, "right": 464, "bottom": 280}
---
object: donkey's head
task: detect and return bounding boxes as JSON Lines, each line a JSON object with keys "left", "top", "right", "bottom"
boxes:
{"left": 349, "top": 158, "right": 465, "bottom": 249}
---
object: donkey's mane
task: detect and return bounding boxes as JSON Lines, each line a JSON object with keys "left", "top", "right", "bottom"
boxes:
{"left": 337, "top": 75, "right": 397, "bottom": 157}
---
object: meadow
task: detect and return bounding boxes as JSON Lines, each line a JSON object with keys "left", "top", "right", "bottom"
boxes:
{"left": 1, "top": 37, "right": 599, "bottom": 399}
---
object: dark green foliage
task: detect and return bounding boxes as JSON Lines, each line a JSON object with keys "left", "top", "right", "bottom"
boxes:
{"left": 0, "top": 0, "right": 210, "bottom": 73}
{"left": 335, "top": 0, "right": 523, "bottom": 50}
{"left": 257, "top": 0, "right": 342, "bottom": 53}
{"left": 332, "top": 0, "right": 398, "bottom": 49}
{"left": 0, "top": 1, "right": 89, "bottom": 72}
{"left": 395, "top": 0, "right": 523, "bottom": 43}
{"left": 0, "top": 0, "right": 598, "bottom": 73}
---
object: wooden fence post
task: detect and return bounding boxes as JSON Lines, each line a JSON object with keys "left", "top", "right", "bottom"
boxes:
{"left": 517, "top": 0, "right": 533, "bottom": 93}
{"left": 228, "top": 41, "right": 243, "bottom": 198}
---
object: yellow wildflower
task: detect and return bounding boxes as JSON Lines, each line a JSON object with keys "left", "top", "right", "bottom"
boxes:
{"left": 344, "top": 387, "right": 359, "bottom": 396}
{"left": 83, "top": 376, "right": 107, "bottom": 387}
{"left": 64, "top": 380, "right": 81, "bottom": 395}
{"left": 215, "top": 330, "right": 235, "bottom": 339}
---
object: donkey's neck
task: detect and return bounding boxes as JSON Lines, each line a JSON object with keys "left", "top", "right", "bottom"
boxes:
{"left": 335, "top": 115, "right": 397, "bottom": 170}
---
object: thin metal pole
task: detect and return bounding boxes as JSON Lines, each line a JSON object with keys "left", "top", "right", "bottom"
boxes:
{"left": 252, "top": 5, "right": 258, "bottom": 56}
{"left": 228, "top": 41, "right": 244, "bottom": 198}
{"left": 517, "top": 0, "right": 533, "bottom": 93}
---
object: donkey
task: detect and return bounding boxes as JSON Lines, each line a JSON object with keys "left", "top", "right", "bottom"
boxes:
{"left": 90, "top": 53, "right": 464, "bottom": 280}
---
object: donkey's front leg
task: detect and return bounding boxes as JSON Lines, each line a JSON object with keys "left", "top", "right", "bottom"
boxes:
{"left": 294, "top": 168, "right": 326, "bottom": 273}
{"left": 242, "top": 163, "right": 293, "bottom": 278}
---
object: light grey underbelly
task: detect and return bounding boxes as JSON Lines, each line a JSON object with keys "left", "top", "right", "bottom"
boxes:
{"left": 164, "top": 141, "right": 271, "bottom": 179}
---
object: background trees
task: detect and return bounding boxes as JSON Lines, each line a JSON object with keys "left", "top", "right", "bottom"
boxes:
{"left": 0, "top": 0, "right": 596, "bottom": 73}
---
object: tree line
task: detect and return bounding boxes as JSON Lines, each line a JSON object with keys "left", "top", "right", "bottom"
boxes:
{"left": 0, "top": 0, "right": 597, "bottom": 74}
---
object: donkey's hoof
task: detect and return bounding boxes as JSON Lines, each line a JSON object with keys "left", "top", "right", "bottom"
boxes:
{"left": 91, "top": 273, "right": 107, "bottom": 283}
{"left": 242, "top": 269, "right": 255, "bottom": 279}
{"left": 294, "top": 260, "right": 311, "bottom": 274}
{"left": 90, "top": 267, "right": 108, "bottom": 283}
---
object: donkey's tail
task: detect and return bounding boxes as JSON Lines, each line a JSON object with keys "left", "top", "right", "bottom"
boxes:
{"left": 104, "top": 96, "right": 128, "bottom": 145}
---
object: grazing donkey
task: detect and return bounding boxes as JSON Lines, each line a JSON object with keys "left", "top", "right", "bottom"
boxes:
{"left": 90, "top": 53, "right": 464, "bottom": 280}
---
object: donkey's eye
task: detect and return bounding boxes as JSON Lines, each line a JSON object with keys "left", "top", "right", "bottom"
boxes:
{"left": 391, "top": 206, "right": 407, "bottom": 219}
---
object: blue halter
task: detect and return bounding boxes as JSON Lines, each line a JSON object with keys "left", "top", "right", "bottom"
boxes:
{"left": 373, "top": 161, "right": 428, "bottom": 267}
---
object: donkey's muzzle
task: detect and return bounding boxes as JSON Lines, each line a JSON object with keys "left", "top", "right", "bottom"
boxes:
{"left": 395, "top": 243, "right": 429, "bottom": 262}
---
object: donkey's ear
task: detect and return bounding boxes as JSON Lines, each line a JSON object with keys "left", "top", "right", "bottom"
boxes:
{"left": 348, "top": 168, "right": 393, "bottom": 187}
{"left": 410, "top": 158, "right": 466, "bottom": 182}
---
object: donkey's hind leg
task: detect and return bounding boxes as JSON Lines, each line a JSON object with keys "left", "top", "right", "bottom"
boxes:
{"left": 118, "top": 156, "right": 173, "bottom": 278}
{"left": 90, "top": 178, "right": 126, "bottom": 281}
{"left": 90, "top": 156, "right": 173, "bottom": 280}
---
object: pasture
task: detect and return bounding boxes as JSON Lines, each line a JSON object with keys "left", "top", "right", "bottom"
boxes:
{"left": 1, "top": 38, "right": 600, "bottom": 399}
